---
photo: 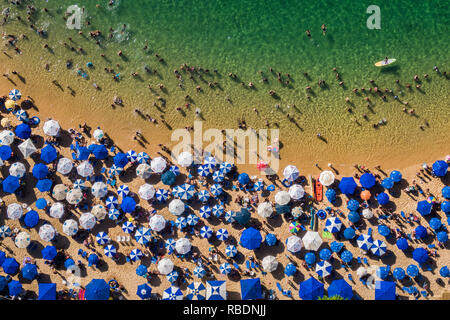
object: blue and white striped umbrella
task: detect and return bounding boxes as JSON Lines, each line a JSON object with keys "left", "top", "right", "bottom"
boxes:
{"left": 210, "top": 184, "right": 223, "bottom": 197}
{"left": 73, "top": 179, "right": 86, "bottom": 190}
{"left": 357, "top": 234, "right": 374, "bottom": 251}
{"left": 212, "top": 204, "right": 225, "bottom": 218}
{"left": 96, "top": 232, "right": 110, "bottom": 245}
{"left": 104, "top": 244, "right": 117, "bottom": 258}
{"left": 108, "top": 208, "right": 120, "bottom": 221}
{"left": 197, "top": 164, "right": 211, "bottom": 177}
{"left": 220, "top": 262, "right": 232, "bottom": 275}
{"left": 177, "top": 183, "right": 195, "bottom": 200}
{"left": 193, "top": 266, "right": 206, "bottom": 279}
{"left": 169, "top": 165, "right": 180, "bottom": 176}
{"left": 166, "top": 270, "right": 179, "bottom": 283}
{"left": 216, "top": 228, "right": 229, "bottom": 241}
{"left": 9, "top": 89, "right": 21, "bottom": 101}
{"left": 165, "top": 238, "right": 176, "bottom": 253}
{"left": 186, "top": 214, "right": 200, "bottom": 226}
{"left": 204, "top": 156, "right": 217, "bottom": 170}
{"left": 212, "top": 171, "right": 225, "bottom": 183}
{"left": 200, "top": 205, "right": 212, "bottom": 219}
{"left": 118, "top": 185, "right": 130, "bottom": 197}
{"left": 187, "top": 282, "right": 206, "bottom": 300}
{"left": 163, "top": 286, "right": 183, "bottom": 300}
{"left": 16, "top": 109, "right": 28, "bottom": 122}
{"left": 121, "top": 221, "right": 135, "bottom": 233}
{"left": 315, "top": 260, "right": 332, "bottom": 277}
{"left": 200, "top": 226, "right": 213, "bottom": 239}
{"left": 175, "top": 216, "right": 187, "bottom": 229}
{"left": 105, "top": 196, "right": 119, "bottom": 209}
{"left": 108, "top": 164, "right": 123, "bottom": 176}
{"left": 197, "top": 190, "right": 210, "bottom": 202}
{"left": 370, "top": 239, "right": 387, "bottom": 256}
{"left": 225, "top": 245, "right": 237, "bottom": 257}
{"left": 171, "top": 186, "right": 180, "bottom": 198}
{"left": 224, "top": 210, "right": 236, "bottom": 223}
{"left": 0, "top": 225, "right": 12, "bottom": 238}
{"left": 219, "top": 162, "right": 233, "bottom": 174}
{"left": 137, "top": 152, "right": 150, "bottom": 164}
{"left": 155, "top": 189, "right": 169, "bottom": 202}
{"left": 135, "top": 227, "right": 152, "bottom": 245}
{"left": 253, "top": 181, "right": 264, "bottom": 191}
{"left": 129, "top": 249, "right": 143, "bottom": 261}
{"left": 126, "top": 150, "right": 138, "bottom": 163}
{"left": 324, "top": 217, "right": 342, "bottom": 233}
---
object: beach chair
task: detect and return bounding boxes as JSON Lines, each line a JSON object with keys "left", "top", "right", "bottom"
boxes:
{"left": 421, "top": 291, "right": 428, "bottom": 298}
{"left": 78, "top": 249, "right": 83, "bottom": 255}
{"left": 357, "top": 257, "right": 362, "bottom": 264}
{"left": 81, "top": 251, "right": 88, "bottom": 258}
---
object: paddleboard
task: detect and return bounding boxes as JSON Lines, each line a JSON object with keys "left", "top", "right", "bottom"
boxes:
{"left": 308, "top": 175, "right": 315, "bottom": 200}
{"left": 375, "top": 58, "right": 396, "bottom": 67}
{"left": 315, "top": 176, "right": 323, "bottom": 202}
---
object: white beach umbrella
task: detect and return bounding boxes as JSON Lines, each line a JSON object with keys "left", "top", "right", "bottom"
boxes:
{"left": 136, "top": 163, "right": 152, "bottom": 179}
{"left": 257, "top": 202, "right": 273, "bottom": 218}
{"left": 7, "top": 203, "right": 23, "bottom": 220}
{"left": 289, "top": 184, "right": 305, "bottom": 200}
{"left": 275, "top": 190, "right": 291, "bottom": 205}
{"left": 9, "top": 162, "right": 26, "bottom": 178}
{"left": 362, "top": 208, "right": 374, "bottom": 219}
{"left": 283, "top": 165, "right": 299, "bottom": 181}
{"left": 149, "top": 214, "right": 166, "bottom": 232}
{"left": 157, "top": 258, "right": 174, "bottom": 275}
{"left": 151, "top": 156, "right": 166, "bottom": 173}
{"left": 52, "top": 184, "right": 68, "bottom": 201}
{"left": 93, "top": 128, "right": 104, "bottom": 141}
{"left": 319, "top": 170, "right": 335, "bottom": 187}
{"left": 66, "top": 188, "right": 83, "bottom": 205}
{"left": 79, "top": 212, "right": 96, "bottom": 229}
{"left": 18, "top": 139, "right": 37, "bottom": 158}
{"left": 57, "top": 157, "right": 73, "bottom": 175}
{"left": 169, "top": 199, "right": 185, "bottom": 216}
{"left": 302, "top": 231, "right": 323, "bottom": 251}
{"left": 138, "top": 183, "right": 155, "bottom": 200}
{"left": 262, "top": 255, "right": 278, "bottom": 272}
{"left": 49, "top": 202, "right": 65, "bottom": 219}
{"left": 63, "top": 219, "right": 78, "bottom": 236}
{"left": 91, "top": 181, "right": 108, "bottom": 198}
{"left": 91, "top": 204, "right": 107, "bottom": 221}
{"left": 43, "top": 120, "right": 60, "bottom": 136}
{"left": 0, "top": 130, "right": 15, "bottom": 145}
{"left": 39, "top": 224, "right": 56, "bottom": 242}
{"left": 77, "top": 161, "right": 94, "bottom": 177}
{"left": 286, "top": 235, "right": 303, "bottom": 253}
{"left": 177, "top": 152, "right": 193, "bottom": 167}
{"left": 15, "top": 231, "right": 31, "bottom": 248}
{"left": 175, "top": 238, "right": 192, "bottom": 255}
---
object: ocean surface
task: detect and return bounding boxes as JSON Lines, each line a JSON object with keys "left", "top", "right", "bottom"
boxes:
{"left": 1, "top": 0, "right": 449, "bottom": 169}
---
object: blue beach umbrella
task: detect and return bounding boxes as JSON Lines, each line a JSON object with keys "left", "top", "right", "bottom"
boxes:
{"left": 203, "top": 156, "right": 217, "bottom": 170}
{"left": 325, "top": 189, "right": 336, "bottom": 203}
{"left": 378, "top": 225, "right": 391, "bottom": 237}
{"left": 284, "top": 263, "right": 297, "bottom": 276}
{"left": 240, "top": 278, "right": 262, "bottom": 300}
{"left": 200, "top": 205, "right": 212, "bottom": 218}
{"left": 375, "top": 281, "right": 396, "bottom": 300}
{"left": 305, "top": 252, "right": 316, "bottom": 265}
{"left": 32, "top": 163, "right": 49, "bottom": 179}
{"left": 298, "top": 277, "right": 324, "bottom": 300}
{"left": 186, "top": 214, "right": 199, "bottom": 226}
{"left": 412, "top": 248, "right": 428, "bottom": 264}
{"left": 169, "top": 165, "right": 180, "bottom": 176}
{"left": 225, "top": 245, "right": 238, "bottom": 257}
{"left": 377, "top": 193, "right": 389, "bottom": 206}
{"left": 186, "top": 282, "right": 206, "bottom": 300}
{"left": 393, "top": 267, "right": 406, "bottom": 280}
{"left": 437, "top": 231, "right": 448, "bottom": 243}
{"left": 175, "top": 216, "right": 187, "bottom": 229}
{"left": 376, "top": 266, "right": 390, "bottom": 280}
{"left": 9, "top": 89, "right": 21, "bottom": 101}
{"left": 238, "top": 173, "right": 250, "bottom": 185}
{"left": 155, "top": 189, "right": 169, "bottom": 202}
{"left": 137, "top": 283, "right": 152, "bottom": 299}
{"left": 136, "top": 264, "right": 148, "bottom": 277}
{"left": 197, "top": 189, "right": 210, "bottom": 202}
{"left": 328, "top": 279, "right": 353, "bottom": 300}
{"left": 161, "top": 171, "right": 176, "bottom": 185}
{"left": 343, "top": 227, "right": 356, "bottom": 239}
{"left": 429, "top": 217, "right": 442, "bottom": 230}
{"left": 194, "top": 266, "right": 206, "bottom": 279}
{"left": 24, "top": 210, "right": 39, "bottom": 228}
{"left": 15, "top": 109, "right": 28, "bottom": 122}
{"left": 75, "top": 146, "right": 90, "bottom": 161}
{"left": 219, "top": 262, "right": 232, "bottom": 275}
{"left": 108, "top": 208, "right": 120, "bottom": 221}
{"left": 197, "top": 164, "right": 210, "bottom": 177}
{"left": 96, "top": 232, "right": 110, "bottom": 245}
{"left": 390, "top": 170, "right": 402, "bottom": 183}
{"left": 324, "top": 217, "right": 342, "bottom": 233}
{"left": 371, "top": 240, "right": 387, "bottom": 256}
{"left": 121, "top": 221, "right": 135, "bottom": 233}
{"left": 0, "top": 145, "right": 12, "bottom": 160}
{"left": 121, "top": 196, "right": 136, "bottom": 213}
{"left": 415, "top": 225, "right": 427, "bottom": 239}
{"left": 41, "top": 144, "right": 57, "bottom": 163}
{"left": 381, "top": 177, "right": 394, "bottom": 189}
{"left": 21, "top": 263, "right": 38, "bottom": 280}
{"left": 338, "top": 177, "right": 357, "bottom": 195}
{"left": 91, "top": 144, "right": 108, "bottom": 160}
{"left": 8, "top": 280, "right": 22, "bottom": 296}
{"left": 126, "top": 150, "right": 138, "bottom": 162}
{"left": 177, "top": 183, "right": 195, "bottom": 200}
{"left": 210, "top": 184, "right": 223, "bottom": 197}
{"left": 347, "top": 199, "right": 360, "bottom": 211}
{"left": 432, "top": 160, "right": 448, "bottom": 177}
{"left": 117, "top": 184, "right": 130, "bottom": 197}
{"left": 330, "top": 241, "right": 344, "bottom": 253}
{"left": 240, "top": 227, "right": 262, "bottom": 250}
{"left": 163, "top": 286, "right": 183, "bottom": 300}
{"left": 406, "top": 264, "right": 419, "bottom": 278}
{"left": 212, "top": 204, "right": 224, "bottom": 218}
{"left": 0, "top": 251, "right": 6, "bottom": 264}
{"left": 265, "top": 233, "right": 277, "bottom": 246}
{"left": 41, "top": 246, "right": 57, "bottom": 261}
{"left": 219, "top": 162, "right": 233, "bottom": 174}
{"left": 73, "top": 179, "right": 86, "bottom": 190}
{"left": 340, "top": 250, "right": 353, "bottom": 263}
{"left": 137, "top": 152, "right": 150, "bottom": 164}
{"left": 0, "top": 227, "right": 11, "bottom": 239}
{"left": 2, "top": 258, "right": 19, "bottom": 275}
{"left": 36, "top": 179, "right": 52, "bottom": 192}
{"left": 104, "top": 244, "right": 117, "bottom": 258}
{"left": 396, "top": 238, "right": 409, "bottom": 251}
{"left": 88, "top": 254, "right": 99, "bottom": 267}
{"left": 105, "top": 196, "right": 118, "bottom": 209}
{"left": 442, "top": 186, "right": 450, "bottom": 199}
{"left": 3, "top": 175, "right": 20, "bottom": 193}
{"left": 85, "top": 279, "right": 110, "bottom": 300}
{"left": 113, "top": 152, "right": 128, "bottom": 168}
{"left": 64, "top": 258, "right": 75, "bottom": 269}
{"left": 38, "top": 283, "right": 56, "bottom": 300}
{"left": 417, "top": 200, "right": 432, "bottom": 216}
{"left": 253, "top": 181, "right": 264, "bottom": 191}
{"left": 216, "top": 228, "right": 229, "bottom": 241}
{"left": 200, "top": 226, "right": 213, "bottom": 239}
{"left": 165, "top": 238, "right": 176, "bottom": 253}
{"left": 36, "top": 198, "right": 47, "bottom": 209}
{"left": 357, "top": 234, "right": 374, "bottom": 251}
{"left": 439, "top": 266, "right": 449, "bottom": 278}
{"left": 442, "top": 201, "right": 450, "bottom": 214}
{"left": 212, "top": 170, "right": 225, "bottom": 183}
{"left": 15, "top": 123, "right": 31, "bottom": 139}
{"left": 0, "top": 276, "right": 6, "bottom": 291}
{"left": 235, "top": 208, "right": 250, "bottom": 225}
{"left": 224, "top": 210, "right": 236, "bottom": 223}
{"left": 319, "top": 248, "right": 332, "bottom": 261}
{"left": 348, "top": 211, "right": 360, "bottom": 223}
{"left": 108, "top": 164, "right": 123, "bottom": 176}
{"left": 129, "top": 249, "right": 143, "bottom": 262}
{"left": 360, "top": 173, "right": 376, "bottom": 189}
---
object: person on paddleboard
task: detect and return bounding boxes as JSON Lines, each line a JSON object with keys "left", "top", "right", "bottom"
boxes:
{"left": 384, "top": 57, "right": 389, "bottom": 64}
